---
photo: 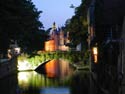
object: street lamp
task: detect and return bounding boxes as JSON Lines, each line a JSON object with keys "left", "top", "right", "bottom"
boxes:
{"left": 92, "top": 46, "right": 98, "bottom": 63}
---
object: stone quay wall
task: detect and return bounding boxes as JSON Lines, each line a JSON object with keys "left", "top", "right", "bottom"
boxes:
{"left": 0, "top": 57, "right": 17, "bottom": 79}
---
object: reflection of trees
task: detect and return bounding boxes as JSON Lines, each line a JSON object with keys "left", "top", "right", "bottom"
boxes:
{"left": 95, "top": 63, "right": 119, "bottom": 94}
{"left": 70, "top": 71, "right": 90, "bottom": 94}
{"left": 0, "top": 74, "right": 18, "bottom": 94}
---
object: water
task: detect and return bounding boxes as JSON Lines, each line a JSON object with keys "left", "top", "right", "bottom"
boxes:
{"left": 0, "top": 59, "right": 121, "bottom": 94}
{"left": 0, "top": 59, "right": 90, "bottom": 94}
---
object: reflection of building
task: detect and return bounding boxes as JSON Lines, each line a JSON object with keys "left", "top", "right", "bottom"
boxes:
{"left": 45, "top": 59, "right": 72, "bottom": 78}
{"left": 45, "top": 22, "right": 70, "bottom": 51}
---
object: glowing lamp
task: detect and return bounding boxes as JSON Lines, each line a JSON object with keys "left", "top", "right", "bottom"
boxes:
{"left": 92, "top": 47, "right": 98, "bottom": 63}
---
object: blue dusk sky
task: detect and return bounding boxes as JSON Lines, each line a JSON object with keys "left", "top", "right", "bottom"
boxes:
{"left": 31, "top": 0, "right": 81, "bottom": 30}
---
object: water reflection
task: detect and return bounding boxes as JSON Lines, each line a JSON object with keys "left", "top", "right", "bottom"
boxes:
{"left": 45, "top": 59, "right": 74, "bottom": 78}
{"left": 17, "top": 59, "right": 74, "bottom": 94}
{"left": 0, "top": 59, "right": 122, "bottom": 94}
{"left": 41, "top": 87, "right": 70, "bottom": 94}
{"left": 17, "top": 71, "right": 92, "bottom": 94}
{"left": 70, "top": 71, "right": 91, "bottom": 94}
{"left": 18, "top": 71, "right": 43, "bottom": 88}
{"left": 0, "top": 74, "right": 18, "bottom": 94}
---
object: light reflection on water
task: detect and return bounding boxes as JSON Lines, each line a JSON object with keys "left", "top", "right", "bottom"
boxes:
{"left": 17, "top": 59, "right": 75, "bottom": 94}
{"left": 18, "top": 71, "right": 43, "bottom": 88}
{"left": 41, "top": 87, "right": 70, "bottom": 94}
{"left": 16, "top": 59, "right": 92, "bottom": 94}
{"left": 0, "top": 59, "right": 92, "bottom": 94}
{"left": 45, "top": 59, "right": 73, "bottom": 78}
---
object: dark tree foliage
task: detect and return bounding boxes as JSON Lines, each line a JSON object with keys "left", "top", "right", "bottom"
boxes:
{"left": 0, "top": 0, "right": 47, "bottom": 54}
{"left": 64, "top": 0, "right": 91, "bottom": 51}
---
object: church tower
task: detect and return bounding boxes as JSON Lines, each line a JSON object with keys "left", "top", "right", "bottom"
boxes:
{"left": 52, "top": 22, "right": 57, "bottom": 31}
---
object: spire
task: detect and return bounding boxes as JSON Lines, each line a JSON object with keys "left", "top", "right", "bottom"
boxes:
{"left": 52, "top": 22, "right": 56, "bottom": 31}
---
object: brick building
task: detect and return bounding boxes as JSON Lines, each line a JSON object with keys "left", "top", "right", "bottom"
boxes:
{"left": 45, "top": 22, "right": 70, "bottom": 51}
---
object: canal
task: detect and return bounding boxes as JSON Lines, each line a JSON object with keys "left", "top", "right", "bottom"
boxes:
{"left": 0, "top": 59, "right": 90, "bottom": 94}
{"left": 0, "top": 59, "right": 122, "bottom": 94}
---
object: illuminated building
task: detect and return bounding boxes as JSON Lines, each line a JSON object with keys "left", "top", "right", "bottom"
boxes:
{"left": 45, "top": 22, "right": 70, "bottom": 51}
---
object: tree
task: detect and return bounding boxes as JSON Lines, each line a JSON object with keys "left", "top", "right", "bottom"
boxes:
{"left": 0, "top": 0, "right": 46, "bottom": 54}
{"left": 64, "top": 0, "right": 91, "bottom": 51}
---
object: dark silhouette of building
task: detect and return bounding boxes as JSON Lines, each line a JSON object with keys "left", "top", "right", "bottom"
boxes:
{"left": 87, "top": 0, "right": 125, "bottom": 93}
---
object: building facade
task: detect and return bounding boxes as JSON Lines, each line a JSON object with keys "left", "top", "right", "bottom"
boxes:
{"left": 86, "top": 0, "right": 125, "bottom": 93}
{"left": 45, "top": 23, "right": 70, "bottom": 51}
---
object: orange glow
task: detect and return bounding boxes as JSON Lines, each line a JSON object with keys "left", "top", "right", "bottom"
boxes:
{"left": 59, "top": 45, "right": 69, "bottom": 51}
{"left": 45, "top": 60, "right": 58, "bottom": 78}
{"left": 45, "top": 40, "right": 56, "bottom": 51}
{"left": 92, "top": 47, "right": 98, "bottom": 63}
{"left": 45, "top": 59, "right": 74, "bottom": 78}
{"left": 94, "top": 55, "right": 98, "bottom": 63}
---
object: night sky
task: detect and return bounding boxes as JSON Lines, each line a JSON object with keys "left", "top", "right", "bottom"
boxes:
{"left": 32, "top": 0, "right": 81, "bottom": 30}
